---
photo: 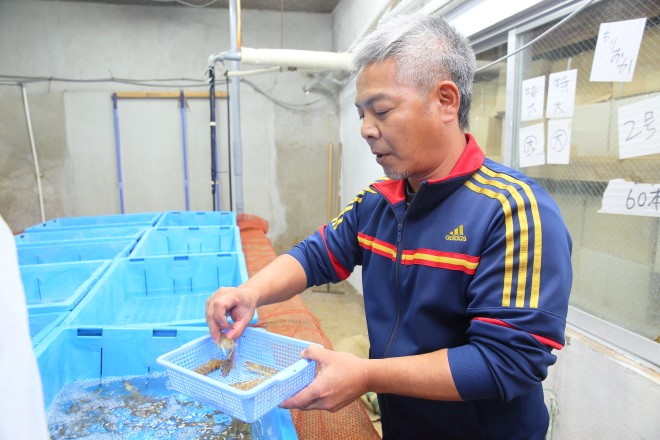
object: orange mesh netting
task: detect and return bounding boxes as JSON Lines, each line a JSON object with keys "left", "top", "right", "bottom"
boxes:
{"left": 237, "top": 214, "right": 380, "bottom": 440}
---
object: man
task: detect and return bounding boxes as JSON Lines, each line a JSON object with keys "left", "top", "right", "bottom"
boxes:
{"left": 206, "top": 13, "right": 572, "bottom": 439}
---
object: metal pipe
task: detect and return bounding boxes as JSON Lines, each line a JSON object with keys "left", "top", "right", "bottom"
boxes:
{"left": 112, "top": 93, "right": 126, "bottom": 213}
{"left": 502, "top": 29, "right": 519, "bottom": 168}
{"left": 21, "top": 85, "right": 45, "bottom": 222}
{"left": 228, "top": 0, "right": 244, "bottom": 213}
{"left": 225, "top": 78, "right": 233, "bottom": 211}
{"left": 226, "top": 66, "right": 282, "bottom": 78}
{"left": 208, "top": 51, "right": 241, "bottom": 64}
{"left": 209, "top": 66, "right": 221, "bottom": 210}
{"left": 327, "top": 143, "right": 333, "bottom": 221}
{"left": 179, "top": 91, "right": 190, "bottom": 211}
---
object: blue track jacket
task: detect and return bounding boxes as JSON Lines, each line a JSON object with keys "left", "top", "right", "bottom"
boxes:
{"left": 288, "top": 134, "right": 573, "bottom": 439}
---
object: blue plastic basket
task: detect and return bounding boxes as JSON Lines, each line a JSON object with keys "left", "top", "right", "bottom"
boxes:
{"left": 65, "top": 253, "right": 250, "bottom": 327}
{"left": 26, "top": 212, "right": 162, "bottom": 231}
{"left": 156, "top": 211, "right": 237, "bottom": 227}
{"left": 34, "top": 326, "right": 207, "bottom": 407}
{"left": 17, "top": 239, "right": 136, "bottom": 265}
{"left": 28, "top": 311, "right": 67, "bottom": 347}
{"left": 34, "top": 326, "right": 298, "bottom": 439}
{"left": 129, "top": 226, "right": 242, "bottom": 257}
{"left": 20, "top": 260, "right": 111, "bottom": 313}
{"left": 157, "top": 327, "right": 317, "bottom": 423}
{"left": 15, "top": 225, "right": 148, "bottom": 244}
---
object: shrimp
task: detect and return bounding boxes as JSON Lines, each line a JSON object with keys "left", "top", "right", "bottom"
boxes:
{"left": 217, "top": 333, "right": 236, "bottom": 377}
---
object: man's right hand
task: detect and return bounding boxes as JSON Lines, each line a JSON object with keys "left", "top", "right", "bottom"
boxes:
{"left": 205, "top": 285, "right": 258, "bottom": 342}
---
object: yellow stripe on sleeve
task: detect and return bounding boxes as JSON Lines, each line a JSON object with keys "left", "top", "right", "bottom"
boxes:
{"left": 481, "top": 167, "right": 542, "bottom": 308}
{"left": 464, "top": 180, "right": 515, "bottom": 307}
{"left": 473, "top": 173, "right": 530, "bottom": 308}
{"left": 331, "top": 187, "right": 378, "bottom": 230}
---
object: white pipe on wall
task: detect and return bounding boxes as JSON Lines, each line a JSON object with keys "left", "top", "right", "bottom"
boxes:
{"left": 21, "top": 85, "right": 46, "bottom": 223}
{"left": 239, "top": 47, "right": 353, "bottom": 71}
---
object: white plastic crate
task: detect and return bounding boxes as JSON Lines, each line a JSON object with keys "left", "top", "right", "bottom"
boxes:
{"left": 157, "top": 327, "right": 317, "bottom": 423}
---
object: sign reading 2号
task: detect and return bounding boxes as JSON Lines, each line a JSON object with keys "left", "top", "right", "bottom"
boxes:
{"left": 617, "top": 95, "right": 660, "bottom": 159}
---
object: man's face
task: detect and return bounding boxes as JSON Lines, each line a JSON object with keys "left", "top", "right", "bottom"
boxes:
{"left": 355, "top": 58, "right": 446, "bottom": 184}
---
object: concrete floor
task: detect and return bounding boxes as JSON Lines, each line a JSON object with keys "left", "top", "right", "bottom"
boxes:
{"left": 300, "top": 281, "right": 369, "bottom": 348}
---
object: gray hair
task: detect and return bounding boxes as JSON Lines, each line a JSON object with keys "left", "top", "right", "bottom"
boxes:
{"left": 350, "top": 13, "right": 476, "bottom": 130}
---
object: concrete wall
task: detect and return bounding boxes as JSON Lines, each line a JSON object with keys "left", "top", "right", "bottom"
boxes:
{"left": 0, "top": 0, "right": 338, "bottom": 252}
{"left": 333, "top": 0, "right": 660, "bottom": 438}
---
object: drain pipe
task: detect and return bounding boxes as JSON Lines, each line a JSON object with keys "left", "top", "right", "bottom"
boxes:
{"left": 228, "top": 0, "right": 244, "bottom": 214}
{"left": 179, "top": 91, "right": 190, "bottom": 211}
{"left": 112, "top": 93, "right": 126, "bottom": 214}
{"left": 21, "top": 85, "right": 46, "bottom": 223}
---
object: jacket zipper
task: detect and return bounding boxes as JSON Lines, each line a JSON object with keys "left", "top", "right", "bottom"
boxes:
{"left": 380, "top": 213, "right": 405, "bottom": 438}
{"left": 373, "top": 185, "right": 416, "bottom": 438}
{"left": 382, "top": 220, "right": 404, "bottom": 358}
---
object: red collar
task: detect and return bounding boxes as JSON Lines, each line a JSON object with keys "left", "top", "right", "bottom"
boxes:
{"left": 373, "top": 133, "right": 484, "bottom": 204}
{"left": 427, "top": 133, "right": 484, "bottom": 184}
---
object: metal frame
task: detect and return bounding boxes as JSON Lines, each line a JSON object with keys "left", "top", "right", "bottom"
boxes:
{"left": 568, "top": 306, "right": 660, "bottom": 367}
{"left": 111, "top": 93, "right": 194, "bottom": 214}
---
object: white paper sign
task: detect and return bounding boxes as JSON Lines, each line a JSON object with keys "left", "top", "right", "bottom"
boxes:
{"left": 617, "top": 95, "right": 660, "bottom": 159}
{"left": 599, "top": 179, "right": 660, "bottom": 217}
{"left": 547, "top": 118, "right": 572, "bottom": 164}
{"left": 521, "top": 76, "right": 545, "bottom": 121}
{"left": 546, "top": 70, "right": 577, "bottom": 118}
{"left": 519, "top": 123, "right": 545, "bottom": 168}
{"left": 590, "top": 18, "right": 646, "bottom": 82}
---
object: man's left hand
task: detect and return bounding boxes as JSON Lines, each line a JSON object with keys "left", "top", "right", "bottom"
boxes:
{"left": 280, "top": 345, "right": 369, "bottom": 413}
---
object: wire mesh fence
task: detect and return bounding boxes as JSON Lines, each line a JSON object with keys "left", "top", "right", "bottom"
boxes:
{"left": 471, "top": 0, "right": 660, "bottom": 341}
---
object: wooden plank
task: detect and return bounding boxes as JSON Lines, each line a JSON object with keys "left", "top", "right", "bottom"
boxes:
{"left": 115, "top": 91, "right": 227, "bottom": 99}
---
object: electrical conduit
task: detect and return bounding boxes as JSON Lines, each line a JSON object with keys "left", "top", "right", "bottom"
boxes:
{"left": 179, "top": 91, "right": 190, "bottom": 211}
{"left": 21, "top": 85, "right": 46, "bottom": 223}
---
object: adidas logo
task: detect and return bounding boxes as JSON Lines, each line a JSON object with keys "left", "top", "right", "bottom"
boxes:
{"left": 445, "top": 224, "right": 467, "bottom": 242}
